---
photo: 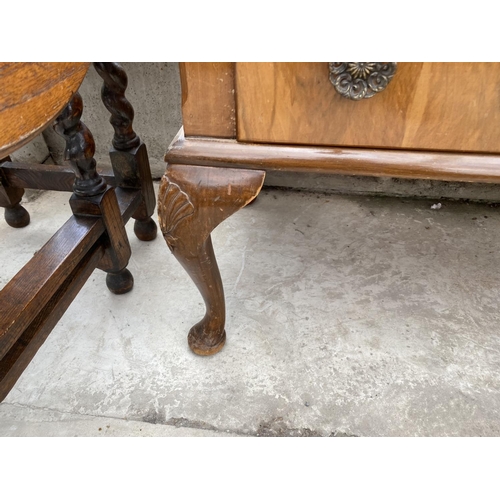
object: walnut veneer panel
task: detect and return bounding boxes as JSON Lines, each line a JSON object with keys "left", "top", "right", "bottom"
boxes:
{"left": 235, "top": 63, "right": 500, "bottom": 154}
{"left": 180, "top": 62, "right": 236, "bottom": 138}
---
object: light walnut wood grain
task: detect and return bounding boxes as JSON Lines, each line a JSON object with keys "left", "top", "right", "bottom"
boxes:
{"left": 166, "top": 136, "right": 500, "bottom": 183}
{"left": 235, "top": 63, "right": 500, "bottom": 154}
{"left": 0, "top": 63, "right": 89, "bottom": 157}
{"left": 180, "top": 62, "right": 236, "bottom": 138}
{"left": 158, "top": 164, "right": 265, "bottom": 355}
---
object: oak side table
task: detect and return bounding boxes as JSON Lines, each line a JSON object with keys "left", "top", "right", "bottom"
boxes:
{"left": 0, "top": 62, "right": 157, "bottom": 401}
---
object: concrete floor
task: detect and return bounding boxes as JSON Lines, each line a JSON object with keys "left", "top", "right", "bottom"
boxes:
{"left": 1, "top": 183, "right": 500, "bottom": 436}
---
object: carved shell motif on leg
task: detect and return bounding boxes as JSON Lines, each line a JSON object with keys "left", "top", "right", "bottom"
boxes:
{"left": 158, "top": 175, "right": 194, "bottom": 252}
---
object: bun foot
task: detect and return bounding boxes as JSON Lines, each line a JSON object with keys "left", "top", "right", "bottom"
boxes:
{"left": 106, "top": 268, "right": 134, "bottom": 294}
{"left": 134, "top": 217, "right": 157, "bottom": 241}
{"left": 5, "top": 204, "right": 30, "bottom": 228}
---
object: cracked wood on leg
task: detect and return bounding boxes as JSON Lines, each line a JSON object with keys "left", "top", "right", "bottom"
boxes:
{"left": 158, "top": 164, "right": 265, "bottom": 355}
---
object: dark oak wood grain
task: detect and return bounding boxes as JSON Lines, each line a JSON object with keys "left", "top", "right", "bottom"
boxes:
{"left": 0, "top": 215, "right": 104, "bottom": 360}
{"left": 94, "top": 62, "right": 157, "bottom": 242}
{"left": 53, "top": 92, "right": 107, "bottom": 197}
{"left": 69, "top": 187, "right": 132, "bottom": 275}
{"left": 93, "top": 62, "right": 141, "bottom": 150}
{"left": 0, "top": 156, "right": 30, "bottom": 228}
{"left": 0, "top": 185, "right": 144, "bottom": 401}
{"left": 0, "top": 161, "right": 117, "bottom": 192}
{"left": 54, "top": 91, "right": 134, "bottom": 294}
{"left": 0, "top": 62, "right": 157, "bottom": 401}
{"left": 0, "top": 243, "right": 104, "bottom": 402}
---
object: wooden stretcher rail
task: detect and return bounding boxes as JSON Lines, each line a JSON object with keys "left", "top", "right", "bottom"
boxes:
{"left": 0, "top": 162, "right": 116, "bottom": 192}
{"left": 0, "top": 187, "right": 142, "bottom": 361}
{"left": 0, "top": 242, "right": 104, "bottom": 401}
{"left": 0, "top": 215, "right": 104, "bottom": 359}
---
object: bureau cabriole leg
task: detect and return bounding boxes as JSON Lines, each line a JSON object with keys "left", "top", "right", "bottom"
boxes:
{"left": 158, "top": 164, "right": 265, "bottom": 356}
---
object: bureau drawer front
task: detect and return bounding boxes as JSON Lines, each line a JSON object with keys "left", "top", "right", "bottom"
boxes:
{"left": 235, "top": 62, "right": 500, "bottom": 154}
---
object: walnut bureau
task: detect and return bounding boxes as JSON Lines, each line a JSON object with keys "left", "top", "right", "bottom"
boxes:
{"left": 159, "top": 62, "right": 500, "bottom": 356}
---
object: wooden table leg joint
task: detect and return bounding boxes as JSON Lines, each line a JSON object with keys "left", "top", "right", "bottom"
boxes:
{"left": 69, "top": 186, "right": 133, "bottom": 293}
{"left": 110, "top": 142, "right": 158, "bottom": 242}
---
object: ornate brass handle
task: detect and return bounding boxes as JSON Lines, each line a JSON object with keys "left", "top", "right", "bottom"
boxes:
{"left": 329, "top": 62, "right": 397, "bottom": 100}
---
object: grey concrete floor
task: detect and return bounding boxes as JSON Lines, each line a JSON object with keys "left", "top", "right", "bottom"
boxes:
{"left": 1, "top": 183, "right": 500, "bottom": 436}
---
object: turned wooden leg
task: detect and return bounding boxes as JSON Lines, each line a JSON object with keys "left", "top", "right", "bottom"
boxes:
{"left": 0, "top": 156, "right": 30, "bottom": 228}
{"left": 158, "top": 164, "right": 265, "bottom": 355}
{"left": 93, "top": 62, "right": 157, "bottom": 242}
{"left": 53, "top": 92, "right": 134, "bottom": 294}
